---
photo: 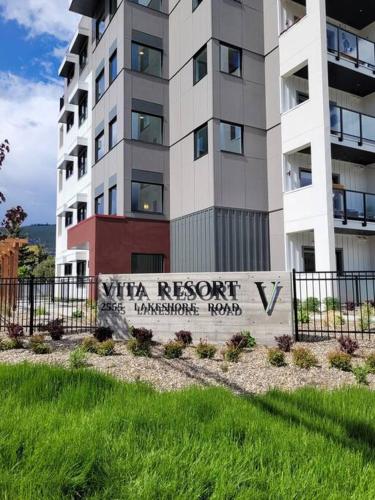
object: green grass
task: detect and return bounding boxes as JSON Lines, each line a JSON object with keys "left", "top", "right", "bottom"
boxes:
{"left": 0, "top": 364, "right": 374, "bottom": 499}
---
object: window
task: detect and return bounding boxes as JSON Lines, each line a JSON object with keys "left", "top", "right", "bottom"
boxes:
{"left": 131, "top": 254, "right": 164, "bottom": 273}
{"left": 130, "top": 0, "right": 162, "bottom": 11}
{"left": 220, "top": 43, "right": 242, "bottom": 77}
{"left": 96, "top": 10, "right": 105, "bottom": 42}
{"left": 95, "top": 70, "right": 105, "bottom": 103}
{"left": 64, "top": 263, "right": 72, "bottom": 276}
{"left": 109, "top": 50, "right": 118, "bottom": 84}
{"left": 192, "top": 0, "right": 203, "bottom": 11}
{"left": 78, "top": 149, "right": 87, "bottom": 178}
{"left": 303, "top": 247, "right": 344, "bottom": 274}
{"left": 65, "top": 211, "right": 73, "bottom": 227}
{"left": 66, "top": 65, "right": 75, "bottom": 86}
{"left": 194, "top": 123, "right": 208, "bottom": 159}
{"left": 95, "top": 194, "right": 104, "bottom": 215}
{"left": 66, "top": 162, "right": 74, "bottom": 180}
{"left": 95, "top": 131, "right": 105, "bottom": 162}
{"left": 193, "top": 45, "right": 207, "bottom": 84}
{"left": 299, "top": 169, "right": 312, "bottom": 188}
{"left": 109, "top": 0, "right": 117, "bottom": 17}
{"left": 132, "top": 182, "right": 163, "bottom": 214}
{"left": 297, "top": 91, "right": 309, "bottom": 105}
{"left": 79, "top": 41, "right": 88, "bottom": 71}
{"left": 77, "top": 202, "right": 87, "bottom": 223}
{"left": 132, "top": 111, "right": 163, "bottom": 144}
{"left": 66, "top": 113, "right": 74, "bottom": 133}
{"left": 131, "top": 42, "right": 162, "bottom": 78}
{"left": 220, "top": 122, "right": 243, "bottom": 154}
{"left": 109, "top": 117, "right": 118, "bottom": 149}
{"left": 78, "top": 93, "right": 88, "bottom": 126}
{"left": 109, "top": 185, "right": 117, "bottom": 215}
{"left": 77, "top": 261, "right": 86, "bottom": 276}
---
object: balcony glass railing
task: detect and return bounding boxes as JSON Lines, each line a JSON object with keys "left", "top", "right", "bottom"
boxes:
{"left": 327, "top": 23, "right": 375, "bottom": 71}
{"left": 333, "top": 188, "right": 375, "bottom": 226}
{"left": 330, "top": 104, "right": 375, "bottom": 145}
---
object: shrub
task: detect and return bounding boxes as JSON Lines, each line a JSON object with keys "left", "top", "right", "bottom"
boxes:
{"left": 303, "top": 297, "right": 320, "bottom": 313}
{"left": 30, "top": 334, "right": 46, "bottom": 346}
{"left": 132, "top": 328, "right": 153, "bottom": 343}
{"left": 127, "top": 338, "right": 151, "bottom": 357}
{"left": 323, "top": 311, "right": 345, "bottom": 330}
{"left": 96, "top": 340, "right": 115, "bottom": 357}
{"left": 164, "top": 340, "right": 184, "bottom": 359}
{"left": 35, "top": 307, "right": 47, "bottom": 317}
{"left": 222, "top": 345, "right": 242, "bottom": 363}
{"left": 94, "top": 326, "right": 113, "bottom": 342}
{"left": 323, "top": 297, "right": 340, "bottom": 311}
{"left": 7, "top": 324, "right": 24, "bottom": 348}
{"left": 69, "top": 347, "right": 88, "bottom": 368}
{"left": 46, "top": 319, "right": 64, "bottom": 341}
{"left": 0, "top": 339, "right": 22, "bottom": 351}
{"left": 31, "top": 343, "right": 51, "bottom": 355}
{"left": 359, "top": 304, "right": 373, "bottom": 331}
{"left": 352, "top": 366, "right": 369, "bottom": 386}
{"left": 338, "top": 336, "right": 359, "bottom": 355}
{"left": 175, "top": 331, "right": 193, "bottom": 346}
{"left": 81, "top": 337, "right": 99, "bottom": 353}
{"left": 72, "top": 310, "right": 83, "bottom": 319}
{"left": 365, "top": 352, "right": 375, "bottom": 374}
{"left": 228, "top": 333, "right": 247, "bottom": 350}
{"left": 292, "top": 347, "right": 318, "bottom": 369}
{"left": 275, "top": 335, "right": 294, "bottom": 353}
{"left": 327, "top": 351, "right": 352, "bottom": 372}
{"left": 345, "top": 301, "right": 356, "bottom": 312}
{"left": 241, "top": 331, "right": 256, "bottom": 349}
{"left": 268, "top": 348, "right": 286, "bottom": 367}
{"left": 196, "top": 340, "right": 217, "bottom": 360}
{"left": 297, "top": 308, "right": 310, "bottom": 324}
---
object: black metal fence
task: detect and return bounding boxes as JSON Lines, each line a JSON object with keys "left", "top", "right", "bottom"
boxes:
{"left": 0, "top": 276, "right": 98, "bottom": 335}
{"left": 293, "top": 270, "right": 375, "bottom": 340}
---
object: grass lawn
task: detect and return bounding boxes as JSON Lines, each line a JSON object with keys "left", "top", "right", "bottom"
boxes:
{"left": 0, "top": 364, "right": 374, "bottom": 499}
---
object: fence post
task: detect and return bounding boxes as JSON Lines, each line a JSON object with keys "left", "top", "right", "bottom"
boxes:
{"left": 292, "top": 269, "right": 299, "bottom": 341}
{"left": 29, "top": 275, "right": 35, "bottom": 336}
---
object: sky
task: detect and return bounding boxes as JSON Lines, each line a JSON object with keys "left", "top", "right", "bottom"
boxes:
{"left": 0, "top": 0, "right": 79, "bottom": 225}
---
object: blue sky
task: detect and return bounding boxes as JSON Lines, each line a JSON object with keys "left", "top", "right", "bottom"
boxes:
{"left": 0, "top": 0, "right": 78, "bottom": 225}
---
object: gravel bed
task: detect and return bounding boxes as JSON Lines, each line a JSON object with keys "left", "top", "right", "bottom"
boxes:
{"left": 0, "top": 335, "right": 375, "bottom": 394}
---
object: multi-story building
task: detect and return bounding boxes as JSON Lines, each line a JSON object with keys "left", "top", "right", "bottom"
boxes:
{"left": 56, "top": 0, "right": 375, "bottom": 277}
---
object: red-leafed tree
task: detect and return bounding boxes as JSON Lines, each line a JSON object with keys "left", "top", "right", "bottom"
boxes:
{"left": 0, "top": 139, "right": 10, "bottom": 204}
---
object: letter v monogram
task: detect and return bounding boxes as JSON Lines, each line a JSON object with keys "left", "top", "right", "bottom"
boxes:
{"left": 254, "top": 281, "right": 282, "bottom": 316}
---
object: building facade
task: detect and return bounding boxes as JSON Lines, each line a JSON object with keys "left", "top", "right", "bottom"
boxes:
{"left": 56, "top": 0, "right": 375, "bottom": 277}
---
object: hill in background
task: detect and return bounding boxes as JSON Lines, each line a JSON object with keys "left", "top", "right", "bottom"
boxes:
{"left": 20, "top": 225, "right": 56, "bottom": 255}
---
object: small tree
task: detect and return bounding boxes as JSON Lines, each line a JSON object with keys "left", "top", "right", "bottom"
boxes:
{"left": 34, "top": 256, "right": 55, "bottom": 278}
{"left": 2, "top": 206, "right": 28, "bottom": 238}
{"left": 0, "top": 140, "right": 9, "bottom": 203}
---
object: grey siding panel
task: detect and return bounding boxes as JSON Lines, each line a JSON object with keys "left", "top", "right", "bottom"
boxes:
{"left": 171, "top": 207, "right": 269, "bottom": 273}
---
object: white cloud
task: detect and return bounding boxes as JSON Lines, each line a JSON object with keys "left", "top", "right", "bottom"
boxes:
{"left": 0, "top": 72, "right": 61, "bottom": 224}
{"left": 0, "top": 0, "right": 79, "bottom": 42}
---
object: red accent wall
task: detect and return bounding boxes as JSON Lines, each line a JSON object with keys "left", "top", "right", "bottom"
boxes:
{"left": 67, "top": 215, "right": 170, "bottom": 275}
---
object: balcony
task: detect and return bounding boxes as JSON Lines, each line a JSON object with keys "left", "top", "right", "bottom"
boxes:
{"left": 69, "top": 0, "right": 98, "bottom": 17}
{"left": 330, "top": 104, "right": 375, "bottom": 165}
{"left": 334, "top": 188, "right": 375, "bottom": 228}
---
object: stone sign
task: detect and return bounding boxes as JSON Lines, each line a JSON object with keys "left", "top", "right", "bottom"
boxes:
{"left": 98, "top": 272, "right": 293, "bottom": 344}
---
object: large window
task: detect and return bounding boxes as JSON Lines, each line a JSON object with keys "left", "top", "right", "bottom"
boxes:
{"left": 303, "top": 247, "right": 344, "bottom": 274}
{"left": 132, "top": 111, "right": 163, "bottom": 144}
{"left": 131, "top": 182, "right": 163, "bottom": 214}
{"left": 95, "top": 194, "right": 104, "bottom": 215}
{"left": 78, "top": 149, "right": 87, "bottom": 178}
{"left": 65, "top": 211, "right": 73, "bottom": 227}
{"left": 96, "top": 10, "right": 105, "bottom": 42}
{"left": 220, "top": 122, "right": 243, "bottom": 154}
{"left": 66, "top": 65, "right": 75, "bottom": 86}
{"left": 130, "top": 0, "right": 162, "bottom": 11}
{"left": 77, "top": 202, "right": 87, "bottom": 223}
{"left": 78, "top": 93, "right": 88, "bottom": 126}
{"left": 79, "top": 41, "right": 88, "bottom": 71}
{"left": 193, "top": 45, "right": 207, "bottom": 84}
{"left": 131, "top": 42, "right": 162, "bottom": 78}
{"left": 220, "top": 43, "right": 242, "bottom": 77}
{"left": 109, "top": 50, "right": 118, "bottom": 84}
{"left": 131, "top": 254, "right": 164, "bottom": 274}
{"left": 109, "top": 117, "right": 118, "bottom": 149}
{"left": 64, "top": 263, "right": 72, "bottom": 276}
{"left": 66, "top": 162, "right": 74, "bottom": 180}
{"left": 66, "top": 113, "right": 74, "bottom": 133}
{"left": 194, "top": 123, "right": 208, "bottom": 159}
{"left": 109, "top": 185, "right": 117, "bottom": 215}
{"left": 95, "top": 131, "right": 105, "bottom": 162}
{"left": 95, "top": 70, "right": 105, "bottom": 103}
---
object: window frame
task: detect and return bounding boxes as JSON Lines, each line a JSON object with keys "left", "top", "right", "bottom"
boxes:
{"left": 65, "top": 162, "right": 74, "bottom": 180}
{"left": 131, "top": 181, "right": 164, "bottom": 215}
{"left": 219, "top": 41, "right": 242, "bottom": 78}
{"left": 96, "top": 10, "right": 106, "bottom": 43}
{"left": 78, "top": 93, "right": 88, "bottom": 126}
{"left": 131, "top": 110, "right": 163, "bottom": 145}
{"left": 131, "top": 41, "right": 163, "bottom": 78}
{"left": 95, "top": 130, "right": 105, "bottom": 163}
{"left": 77, "top": 202, "right": 87, "bottom": 223}
{"left": 109, "top": 50, "right": 118, "bottom": 84}
{"left": 220, "top": 120, "right": 244, "bottom": 155}
{"left": 65, "top": 211, "right": 73, "bottom": 228}
{"left": 131, "top": 253, "right": 164, "bottom": 274}
{"left": 194, "top": 123, "right": 209, "bottom": 160}
{"left": 78, "top": 148, "right": 87, "bottom": 179}
{"left": 95, "top": 69, "right": 105, "bottom": 103}
{"left": 193, "top": 44, "right": 208, "bottom": 85}
{"left": 109, "top": 116, "right": 118, "bottom": 150}
{"left": 108, "top": 185, "right": 117, "bottom": 215}
{"left": 95, "top": 194, "right": 104, "bottom": 215}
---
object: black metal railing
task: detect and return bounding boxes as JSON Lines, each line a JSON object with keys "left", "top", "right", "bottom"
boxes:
{"left": 333, "top": 188, "right": 375, "bottom": 227}
{"left": 0, "top": 276, "right": 98, "bottom": 335}
{"left": 330, "top": 104, "right": 375, "bottom": 145}
{"left": 293, "top": 270, "right": 375, "bottom": 340}
{"left": 327, "top": 23, "right": 375, "bottom": 72}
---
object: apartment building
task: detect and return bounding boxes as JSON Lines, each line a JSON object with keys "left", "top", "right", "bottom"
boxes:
{"left": 56, "top": 0, "right": 375, "bottom": 277}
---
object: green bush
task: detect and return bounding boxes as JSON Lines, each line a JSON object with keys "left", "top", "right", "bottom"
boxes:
{"left": 196, "top": 340, "right": 217, "bottom": 360}
{"left": 222, "top": 345, "right": 242, "bottom": 363}
{"left": 352, "top": 366, "right": 369, "bottom": 386}
{"left": 96, "top": 340, "right": 115, "bottom": 357}
{"left": 30, "top": 335, "right": 51, "bottom": 355}
{"left": 292, "top": 347, "right": 318, "bottom": 369}
{"left": 69, "top": 347, "right": 88, "bottom": 369}
{"left": 323, "top": 297, "right": 340, "bottom": 311}
{"left": 298, "top": 308, "right": 310, "bottom": 324}
{"left": 72, "top": 310, "right": 83, "bottom": 319}
{"left": 127, "top": 339, "right": 151, "bottom": 357}
{"left": 303, "top": 297, "right": 320, "bottom": 313}
{"left": 81, "top": 337, "right": 99, "bottom": 353}
{"left": 268, "top": 348, "right": 286, "bottom": 367}
{"left": 327, "top": 351, "right": 352, "bottom": 372}
{"left": 241, "top": 331, "right": 256, "bottom": 349}
{"left": 164, "top": 341, "right": 184, "bottom": 359}
{"left": 323, "top": 311, "right": 345, "bottom": 330}
{"left": 359, "top": 304, "right": 373, "bottom": 331}
{"left": 365, "top": 352, "right": 375, "bottom": 374}
{"left": 35, "top": 307, "right": 47, "bottom": 317}
{"left": 0, "top": 339, "right": 22, "bottom": 351}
